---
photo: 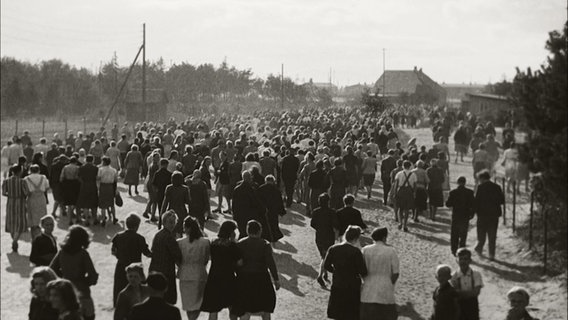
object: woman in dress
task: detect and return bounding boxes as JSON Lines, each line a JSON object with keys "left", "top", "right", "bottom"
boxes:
{"left": 201, "top": 220, "right": 242, "bottom": 320}
{"left": 161, "top": 171, "right": 191, "bottom": 236}
{"left": 29, "top": 266, "right": 59, "bottom": 320}
{"left": 361, "top": 151, "right": 378, "bottom": 199}
{"left": 186, "top": 170, "right": 210, "bottom": 229}
{"left": 328, "top": 158, "right": 348, "bottom": 210}
{"left": 411, "top": 160, "right": 430, "bottom": 222}
{"left": 2, "top": 164, "right": 28, "bottom": 252}
{"left": 60, "top": 156, "right": 81, "bottom": 225}
{"left": 123, "top": 144, "right": 143, "bottom": 196}
{"left": 97, "top": 156, "right": 119, "bottom": 226}
{"left": 49, "top": 155, "right": 68, "bottom": 218}
{"left": 167, "top": 150, "right": 180, "bottom": 173}
{"left": 114, "top": 263, "right": 149, "bottom": 320}
{"left": 46, "top": 279, "right": 83, "bottom": 320}
{"left": 143, "top": 151, "right": 161, "bottom": 221}
{"left": 177, "top": 216, "right": 210, "bottom": 320}
{"left": 24, "top": 164, "right": 50, "bottom": 240}
{"left": 233, "top": 220, "right": 280, "bottom": 320}
{"left": 501, "top": 142, "right": 519, "bottom": 193}
{"left": 437, "top": 151, "right": 451, "bottom": 192}
{"left": 50, "top": 225, "right": 99, "bottom": 320}
{"left": 426, "top": 159, "right": 445, "bottom": 221}
{"left": 105, "top": 140, "right": 122, "bottom": 171}
{"left": 323, "top": 225, "right": 367, "bottom": 320}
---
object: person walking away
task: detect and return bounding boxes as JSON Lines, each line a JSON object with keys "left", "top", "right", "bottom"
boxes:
{"left": 257, "top": 175, "right": 286, "bottom": 243}
{"left": 30, "top": 215, "right": 58, "bottom": 266}
{"left": 393, "top": 160, "right": 416, "bottom": 231}
{"left": 307, "top": 160, "right": 327, "bottom": 217}
{"left": 298, "top": 152, "right": 316, "bottom": 207}
{"left": 473, "top": 170, "right": 504, "bottom": 261}
{"left": 451, "top": 248, "right": 483, "bottom": 320}
{"left": 380, "top": 150, "right": 397, "bottom": 206}
{"left": 50, "top": 225, "right": 99, "bottom": 320}
{"left": 501, "top": 142, "right": 520, "bottom": 194}
{"left": 46, "top": 279, "right": 83, "bottom": 320}
{"left": 60, "top": 157, "right": 81, "bottom": 225}
{"left": 388, "top": 160, "right": 404, "bottom": 220}
{"left": 49, "top": 154, "right": 68, "bottom": 218}
{"left": 177, "top": 216, "right": 210, "bottom": 320}
{"left": 472, "top": 143, "right": 490, "bottom": 187}
{"left": 111, "top": 213, "right": 152, "bottom": 306}
{"left": 124, "top": 144, "right": 143, "bottom": 196}
{"left": 3, "top": 165, "right": 28, "bottom": 252}
{"left": 152, "top": 159, "right": 172, "bottom": 228}
{"left": 186, "top": 170, "right": 211, "bottom": 230}
{"left": 411, "top": 160, "right": 429, "bottom": 222}
{"left": 343, "top": 146, "right": 359, "bottom": 196}
{"left": 201, "top": 220, "right": 243, "bottom": 320}
{"left": 311, "top": 193, "right": 339, "bottom": 288}
{"left": 143, "top": 152, "right": 161, "bottom": 221}
{"left": 335, "top": 194, "right": 367, "bottom": 237}
{"left": 214, "top": 151, "right": 232, "bottom": 214}
{"left": 437, "top": 152, "right": 451, "bottom": 193}
{"left": 328, "top": 158, "right": 348, "bottom": 210}
{"left": 97, "top": 156, "right": 119, "bottom": 226}
{"left": 106, "top": 140, "right": 122, "bottom": 171}
{"left": 484, "top": 134, "right": 501, "bottom": 176}
{"left": 232, "top": 171, "right": 264, "bottom": 238}
{"left": 127, "top": 272, "right": 182, "bottom": 320}
{"left": 361, "top": 151, "right": 378, "bottom": 199}
{"left": 149, "top": 210, "right": 182, "bottom": 305}
{"left": 323, "top": 226, "right": 367, "bottom": 320}
{"left": 24, "top": 164, "right": 50, "bottom": 239}
{"left": 114, "top": 263, "right": 149, "bottom": 320}
{"left": 431, "top": 265, "right": 460, "bottom": 320}
{"left": 281, "top": 149, "right": 300, "bottom": 207}
{"left": 360, "top": 227, "right": 399, "bottom": 320}
{"left": 426, "top": 159, "right": 445, "bottom": 222}
{"left": 233, "top": 220, "right": 280, "bottom": 320}
{"left": 453, "top": 121, "right": 470, "bottom": 163}
{"left": 28, "top": 266, "right": 59, "bottom": 320}
{"left": 161, "top": 172, "right": 191, "bottom": 235}
{"left": 76, "top": 155, "right": 98, "bottom": 226}
{"left": 446, "top": 177, "right": 475, "bottom": 256}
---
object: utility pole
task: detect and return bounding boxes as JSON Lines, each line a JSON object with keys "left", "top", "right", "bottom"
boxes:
{"left": 281, "top": 63, "right": 284, "bottom": 109}
{"left": 142, "top": 23, "right": 147, "bottom": 119}
{"left": 113, "top": 51, "right": 119, "bottom": 124}
{"left": 382, "top": 48, "right": 386, "bottom": 97}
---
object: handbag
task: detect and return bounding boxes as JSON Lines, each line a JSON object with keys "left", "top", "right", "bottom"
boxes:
{"left": 115, "top": 192, "right": 123, "bottom": 207}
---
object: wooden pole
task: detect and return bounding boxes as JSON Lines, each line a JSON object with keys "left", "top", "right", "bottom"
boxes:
{"left": 15, "top": 120, "right": 18, "bottom": 137}
{"left": 64, "top": 119, "right": 68, "bottom": 144}
{"left": 142, "top": 23, "right": 146, "bottom": 120}
{"left": 382, "top": 48, "right": 386, "bottom": 97}
{"left": 281, "top": 63, "right": 284, "bottom": 109}
{"left": 42, "top": 119, "right": 45, "bottom": 138}
{"left": 83, "top": 118, "right": 87, "bottom": 135}
{"left": 502, "top": 177, "right": 507, "bottom": 225}
{"left": 512, "top": 180, "right": 517, "bottom": 232}
{"left": 529, "top": 191, "right": 534, "bottom": 249}
{"left": 543, "top": 207, "right": 548, "bottom": 274}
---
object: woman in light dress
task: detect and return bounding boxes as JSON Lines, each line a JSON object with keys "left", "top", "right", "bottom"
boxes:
{"left": 24, "top": 164, "right": 50, "bottom": 240}
{"left": 177, "top": 216, "right": 210, "bottom": 320}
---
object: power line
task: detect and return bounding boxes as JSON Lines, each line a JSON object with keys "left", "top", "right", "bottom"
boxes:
{"left": 1, "top": 13, "right": 140, "bottom": 34}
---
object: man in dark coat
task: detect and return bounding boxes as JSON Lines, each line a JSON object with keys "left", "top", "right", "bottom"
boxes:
{"left": 128, "top": 272, "right": 181, "bottom": 320}
{"left": 307, "top": 160, "right": 328, "bottom": 217}
{"left": 233, "top": 171, "right": 264, "bottom": 238}
{"left": 380, "top": 150, "right": 397, "bottom": 206}
{"left": 76, "top": 155, "right": 99, "bottom": 226}
{"left": 446, "top": 176, "right": 475, "bottom": 256}
{"left": 473, "top": 170, "right": 504, "bottom": 260}
{"left": 281, "top": 149, "right": 300, "bottom": 207}
{"left": 336, "top": 194, "right": 367, "bottom": 237}
{"left": 257, "top": 175, "right": 285, "bottom": 242}
{"left": 152, "top": 159, "right": 172, "bottom": 228}
{"left": 149, "top": 211, "right": 182, "bottom": 305}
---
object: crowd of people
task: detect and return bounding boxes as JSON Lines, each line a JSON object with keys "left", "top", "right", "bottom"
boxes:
{"left": 1, "top": 105, "right": 538, "bottom": 320}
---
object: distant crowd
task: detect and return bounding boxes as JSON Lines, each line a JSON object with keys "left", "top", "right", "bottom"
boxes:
{"left": 1, "top": 105, "right": 538, "bottom": 320}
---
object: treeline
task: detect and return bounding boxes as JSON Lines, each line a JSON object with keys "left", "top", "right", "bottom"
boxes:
{"left": 0, "top": 57, "right": 332, "bottom": 117}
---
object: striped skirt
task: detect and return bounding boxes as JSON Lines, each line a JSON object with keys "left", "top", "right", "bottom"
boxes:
{"left": 5, "top": 197, "right": 27, "bottom": 233}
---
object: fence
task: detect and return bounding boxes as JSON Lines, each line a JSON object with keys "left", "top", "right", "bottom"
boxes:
{"left": 1, "top": 117, "right": 109, "bottom": 144}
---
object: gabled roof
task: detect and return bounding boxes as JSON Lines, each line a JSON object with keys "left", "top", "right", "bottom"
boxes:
{"left": 124, "top": 89, "right": 169, "bottom": 104}
{"left": 374, "top": 69, "right": 444, "bottom": 95}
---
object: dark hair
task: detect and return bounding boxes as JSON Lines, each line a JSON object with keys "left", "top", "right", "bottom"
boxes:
{"left": 86, "top": 155, "right": 94, "bottom": 163}
{"left": 371, "top": 227, "right": 388, "bottom": 241}
{"left": 403, "top": 160, "right": 412, "bottom": 169}
{"left": 246, "top": 220, "right": 262, "bottom": 236}
{"left": 160, "top": 158, "right": 169, "bottom": 166}
{"left": 29, "top": 164, "right": 40, "bottom": 174}
{"left": 61, "top": 225, "right": 90, "bottom": 254}
{"left": 32, "top": 152, "right": 43, "bottom": 164}
{"left": 343, "top": 194, "right": 355, "bottom": 205}
{"left": 171, "top": 171, "right": 184, "bottom": 187}
{"left": 457, "top": 176, "right": 466, "bottom": 185}
{"left": 46, "top": 279, "right": 80, "bottom": 312}
{"left": 101, "top": 156, "right": 111, "bottom": 166}
{"left": 456, "top": 247, "right": 472, "bottom": 258}
{"left": 344, "top": 225, "right": 362, "bottom": 242}
{"left": 477, "top": 169, "right": 491, "bottom": 181}
{"left": 30, "top": 266, "right": 58, "bottom": 295}
{"left": 183, "top": 216, "right": 203, "bottom": 243}
{"left": 315, "top": 160, "right": 324, "bottom": 169}
{"left": 125, "top": 213, "right": 141, "bottom": 230}
{"left": 218, "top": 220, "right": 237, "bottom": 239}
{"left": 146, "top": 272, "right": 168, "bottom": 291}
{"left": 318, "top": 193, "right": 330, "bottom": 207}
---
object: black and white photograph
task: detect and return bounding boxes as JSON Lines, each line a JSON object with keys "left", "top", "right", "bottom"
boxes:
{"left": 1, "top": 0, "right": 566, "bottom": 319}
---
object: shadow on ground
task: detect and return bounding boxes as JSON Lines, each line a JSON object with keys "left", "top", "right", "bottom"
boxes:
{"left": 5, "top": 252, "right": 33, "bottom": 278}
{"left": 274, "top": 251, "right": 318, "bottom": 297}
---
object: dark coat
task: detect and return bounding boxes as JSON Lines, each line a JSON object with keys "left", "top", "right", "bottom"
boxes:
{"left": 380, "top": 156, "right": 397, "bottom": 181}
{"left": 152, "top": 168, "right": 172, "bottom": 202}
{"left": 257, "top": 183, "right": 285, "bottom": 242}
{"left": 474, "top": 180, "right": 504, "bottom": 218}
{"left": 76, "top": 162, "right": 99, "bottom": 208}
{"left": 446, "top": 186, "right": 475, "bottom": 220}
{"left": 30, "top": 233, "right": 58, "bottom": 266}
{"left": 127, "top": 297, "right": 181, "bottom": 320}
{"left": 336, "top": 207, "right": 367, "bottom": 236}
{"left": 281, "top": 155, "right": 300, "bottom": 182}
{"left": 232, "top": 181, "right": 264, "bottom": 237}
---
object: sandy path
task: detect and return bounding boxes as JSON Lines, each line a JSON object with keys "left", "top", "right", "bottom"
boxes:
{"left": 1, "top": 127, "right": 566, "bottom": 319}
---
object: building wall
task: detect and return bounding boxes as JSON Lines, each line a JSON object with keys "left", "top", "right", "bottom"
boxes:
{"left": 468, "top": 96, "right": 510, "bottom": 119}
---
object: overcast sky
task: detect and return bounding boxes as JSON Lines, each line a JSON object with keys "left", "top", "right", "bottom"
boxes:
{"left": 1, "top": 0, "right": 565, "bottom": 86}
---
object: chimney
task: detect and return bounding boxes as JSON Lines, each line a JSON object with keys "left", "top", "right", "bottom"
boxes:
{"left": 413, "top": 66, "right": 417, "bottom": 72}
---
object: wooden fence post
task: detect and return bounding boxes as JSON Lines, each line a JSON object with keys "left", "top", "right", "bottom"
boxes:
{"left": 512, "top": 180, "right": 517, "bottom": 233}
{"left": 543, "top": 207, "right": 548, "bottom": 275}
{"left": 15, "top": 120, "right": 18, "bottom": 137}
{"left": 64, "top": 119, "right": 68, "bottom": 141}
{"left": 42, "top": 119, "right": 45, "bottom": 138}
{"left": 502, "top": 177, "right": 507, "bottom": 225}
{"left": 83, "top": 118, "right": 87, "bottom": 135}
{"left": 529, "top": 191, "right": 534, "bottom": 249}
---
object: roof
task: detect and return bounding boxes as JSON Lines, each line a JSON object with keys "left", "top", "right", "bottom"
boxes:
{"left": 465, "top": 93, "right": 508, "bottom": 101}
{"left": 374, "top": 69, "right": 445, "bottom": 95}
{"left": 124, "top": 89, "right": 169, "bottom": 104}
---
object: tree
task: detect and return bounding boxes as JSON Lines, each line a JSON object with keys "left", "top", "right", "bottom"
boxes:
{"left": 512, "top": 22, "right": 567, "bottom": 208}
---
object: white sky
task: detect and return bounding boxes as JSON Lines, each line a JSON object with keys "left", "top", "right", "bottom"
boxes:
{"left": 1, "top": 0, "right": 565, "bottom": 86}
